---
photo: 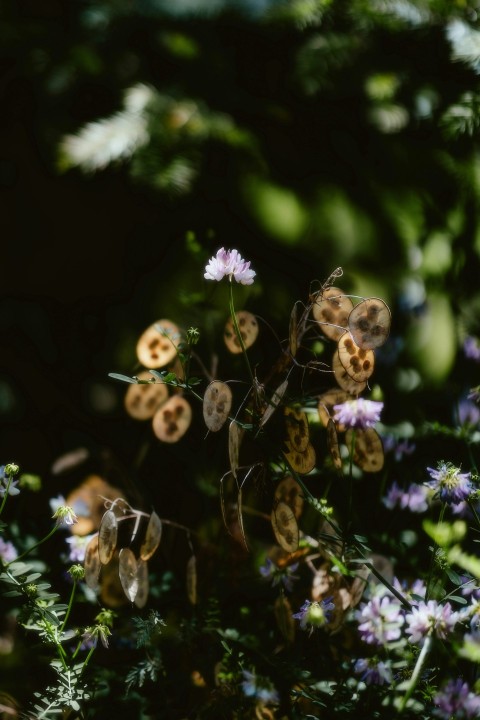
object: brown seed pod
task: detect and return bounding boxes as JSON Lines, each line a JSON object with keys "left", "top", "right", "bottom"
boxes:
{"left": 136, "top": 319, "right": 181, "bottom": 369}
{"left": 284, "top": 441, "right": 316, "bottom": 475}
{"left": 186, "top": 555, "right": 197, "bottom": 605}
{"left": 124, "top": 370, "right": 168, "bottom": 421}
{"left": 66, "top": 475, "right": 126, "bottom": 536}
{"left": 348, "top": 298, "right": 391, "bottom": 350}
{"left": 274, "top": 476, "right": 304, "bottom": 520}
{"left": 152, "top": 395, "right": 192, "bottom": 443}
{"left": 140, "top": 511, "right": 162, "bottom": 561}
{"left": 326, "top": 418, "right": 342, "bottom": 471}
{"left": 203, "top": 381, "right": 232, "bottom": 432}
{"left": 317, "top": 388, "right": 352, "bottom": 429}
{"left": 345, "top": 427, "right": 384, "bottom": 472}
{"left": 228, "top": 420, "right": 244, "bottom": 479}
{"left": 99, "top": 552, "right": 129, "bottom": 608}
{"left": 271, "top": 501, "right": 299, "bottom": 553}
{"left": 312, "top": 287, "right": 353, "bottom": 341}
{"left": 134, "top": 559, "right": 149, "bottom": 609}
{"left": 118, "top": 547, "right": 138, "bottom": 603}
{"left": 84, "top": 533, "right": 101, "bottom": 591}
{"left": 337, "top": 333, "right": 375, "bottom": 383}
{"left": 224, "top": 311, "right": 259, "bottom": 354}
{"left": 259, "top": 379, "right": 288, "bottom": 428}
{"left": 98, "top": 510, "right": 118, "bottom": 565}
{"left": 274, "top": 595, "right": 295, "bottom": 644}
{"left": 332, "top": 351, "right": 367, "bottom": 395}
{"left": 284, "top": 407, "right": 309, "bottom": 452}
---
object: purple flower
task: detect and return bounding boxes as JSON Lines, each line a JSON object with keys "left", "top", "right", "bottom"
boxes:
{"left": 65, "top": 534, "right": 95, "bottom": 563}
{"left": 433, "top": 678, "right": 480, "bottom": 719}
{"left": 383, "top": 481, "right": 429, "bottom": 513}
{"left": 241, "top": 669, "right": 279, "bottom": 704}
{"left": 458, "top": 399, "right": 480, "bottom": 426}
{"left": 204, "top": 247, "right": 256, "bottom": 285}
{"left": 259, "top": 558, "right": 299, "bottom": 592}
{"left": 0, "top": 538, "right": 17, "bottom": 563}
{"left": 354, "top": 657, "right": 393, "bottom": 685}
{"left": 383, "top": 436, "right": 416, "bottom": 461}
{"left": 293, "top": 598, "right": 335, "bottom": 633}
{"left": 0, "top": 466, "right": 20, "bottom": 498}
{"left": 426, "top": 462, "right": 474, "bottom": 505}
{"left": 333, "top": 398, "right": 383, "bottom": 430}
{"left": 405, "top": 600, "right": 459, "bottom": 646}
{"left": 356, "top": 595, "right": 404, "bottom": 646}
{"left": 464, "top": 336, "right": 480, "bottom": 362}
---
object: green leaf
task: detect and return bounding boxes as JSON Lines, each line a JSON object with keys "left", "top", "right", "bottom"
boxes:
{"left": 108, "top": 373, "right": 138, "bottom": 384}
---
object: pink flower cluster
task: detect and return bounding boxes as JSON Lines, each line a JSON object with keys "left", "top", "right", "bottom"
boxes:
{"left": 204, "top": 247, "right": 256, "bottom": 285}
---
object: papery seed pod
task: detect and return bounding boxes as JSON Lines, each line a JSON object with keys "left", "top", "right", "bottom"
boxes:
{"left": 345, "top": 427, "right": 384, "bottom": 472}
{"left": 84, "top": 533, "right": 101, "bottom": 591}
{"left": 152, "top": 395, "right": 192, "bottom": 443}
{"left": 98, "top": 510, "right": 118, "bottom": 565}
{"left": 124, "top": 370, "right": 168, "bottom": 421}
{"left": 284, "top": 407, "right": 309, "bottom": 452}
{"left": 140, "top": 511, "right": 162, "bottom": 561}
{"left": 259, "top": 379, "right": 288, "bottom": 428}
{"left": 136, "top": 319, "right": 180, "bottom": 369}
{"left": 274, "top": 595, "right": 295, "bottom": 644}
{"left": 312, "top": 287, "right": 353, "bottom": 341}
{"left": 186, "top": 555, "right": 197, "bottom": 605}
{"left": 317, "top": 388, "right": 352, "bottom": 429}
{"left": 332, "top": 351, "right": 367, "bottom": 395}
{"left": 203, "top": 381, "right": 232, "bottom": 432}
{"left": 274, "top": 476, "right": 304, "bottom": 520}
{"left": 224, "top": 311, "right": 258, "bottom": 354}
{"left": 283, "top": 441, "right": 316, "bottom": 475}
{"left": 326, "top": 419, "right": 342, "bottom": 471}
{"left": 348, "top": 298, "right": 391, "bottom": 350}
{"left": 271, "top": 501, "right": 299, "bottom": 553}
{"left": 228, "top": 420, "right": 244, "bottom": 479}
{"left": 99, "top": 552, "right": 129, "bottom": 608}
{"left": 134, "top": 559, "right": 149, "bottom": 609}
{"left": 337, "top": 334, "right": 375, "bottom": 383}
{"left": 66, "top": 476, "right": 126, "bottom": 536}
{"left": 118, "top": 547, "right": 138, "bottom": 603}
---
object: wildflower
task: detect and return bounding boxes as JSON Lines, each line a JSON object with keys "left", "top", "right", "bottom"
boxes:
{"left": 241, "top": 669, "right": 279, "bottom": 705}
{"left": 65, "top": 533, "right": 95, "bottom": 563}
{"left": 383, "top": 481, "right": 429, "bottom": 513}
{"left": 433, "top": 678, "right": 480, "bottom": 719}
{"left": 68, "top": 564, "right": 85, "bottom": 581}
{"left": 82, "top": 624, "right": 111, "bottom": 649}
{"left": 405, "top": 600, "right": 459, "bottom": 646}
{"left": 458, "top": 398, "right": 480, "bottom": 426}
{"left": 354, "top": 657, "right": 393, "bottom": 685}
{"left": 383, "top": 436, "right": 416, "bottom": 462}
{"left": 293, "top": 597, "right": 335, "bottom": 633}
{"left": 426, "top": 462, "right": 474, "bottom": 505}
{"left": 0, "top": 538, "right": 17, "bottom": 564}
{"left": 52, "top": 505, "right": 78, "bottom": 527}
{"left": 356, "top": 595, "right": 404, "bottom": 646}
{"left": 204, "top": 247, "right": 256, "bottom": 285}
{"left": 0, "top": 466, "right": 20, "bottom": 498}
{"left": 259, "top": 557, "right": 299, "bottom": 592}
{"left": 333, "top": 398, "right": 383, "bottom": 430}
{"left": 464, "top": 336, "right": 480, "bottom": 362}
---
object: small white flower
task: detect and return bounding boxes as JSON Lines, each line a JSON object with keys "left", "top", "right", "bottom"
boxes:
{"left": 52, "top": 505, "right": 78, "bottom": 527}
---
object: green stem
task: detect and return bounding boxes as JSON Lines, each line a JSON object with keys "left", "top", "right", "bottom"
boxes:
{"left": 0, "top": 475, "right": 15, "bottom": 516}
{"left": 425, "top": 503, "right": 446, "bottom": 602}
{"left": 59, "top": 580, "right": 77, "bottom": 635}
{"left": 228, "top": 280, "right": 256, "bottom": 391}
{"left": 80, "top": 645, "right": 97, "bottom": 675}
{"left": 398, "top": 634, "right": 432, "bottom": 714}
{"left": 8, "top": 525, "right": 59, "bottom": 566}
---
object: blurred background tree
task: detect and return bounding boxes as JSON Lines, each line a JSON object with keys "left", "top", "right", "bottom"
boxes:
{"left": 2, "top": 0, "right": 480, "bottom": 474}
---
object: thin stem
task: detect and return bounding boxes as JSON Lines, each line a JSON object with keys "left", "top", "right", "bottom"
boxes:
{"left": 425, "top": 503, "right": 446, "bottom": 601}
{"left": 229, "top": 280, "right": 256, "bottom": 391}
{"left": 398, "top": 634, "right": 433, "bottom": 714}
{"left": 8, "top": 525, "right": 59, "bottom": 566}
{"left": 0, "top": 474, "right": 15, "bottom": 516}
{"left": 59, "top": 580, "right": 77, "bottom": 635}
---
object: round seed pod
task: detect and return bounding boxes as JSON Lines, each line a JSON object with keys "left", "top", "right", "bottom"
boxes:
{"left": 84, "top": 533, "right": 101, "bottom": 591}
{"left": 348, "top": 298, "right": 391, "bottom": 350}
{"left": 337, "top": 333, "right": 375, "bottom": 383}
{"left": 98, "top": 510, "right": 118, "bottom": 565}
{"left": 271, "top": 501, "right": 299, "bottom": 553}
{"left": 274, "top": 476, "right": 304, "bottom": 520}
{"left": 118, "top": 547, "right": 138, "bottom": 603}
{"left": 332, "top": 351, "right": 367, "bottom": 395}
{"left": 203, "top": 381, "right": 232, "bottom": 432}
{"left": 136, "top": 319, "right": 181, "bottom": 369}
{"left": 140, "top": 511, "right": 162, "bottom": 561}
{"left": 284, "top": 440, "right": 316, "bottom": 475}
{"left": 134, "top": 559, "right": 149, "bottom": 609}
{"left": 224, "top": 311, "right": 259, "bottom": 354}
{"left": 312, "top": 287, "right": 353, "bottom": 341}
{"left": 345, "top": 427, "right": 384, "bottom": 472}
{"left": 317, "top": 388, "right": 351, "bottom": 428}
{"left": 124, "top": 371, "right": 168, "bottom": 421}
{"left": 152, "top": 395, "right": 192, "bottom": 443}
{"left": 284, "top": 407, "right": 309, "bottom": 452}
